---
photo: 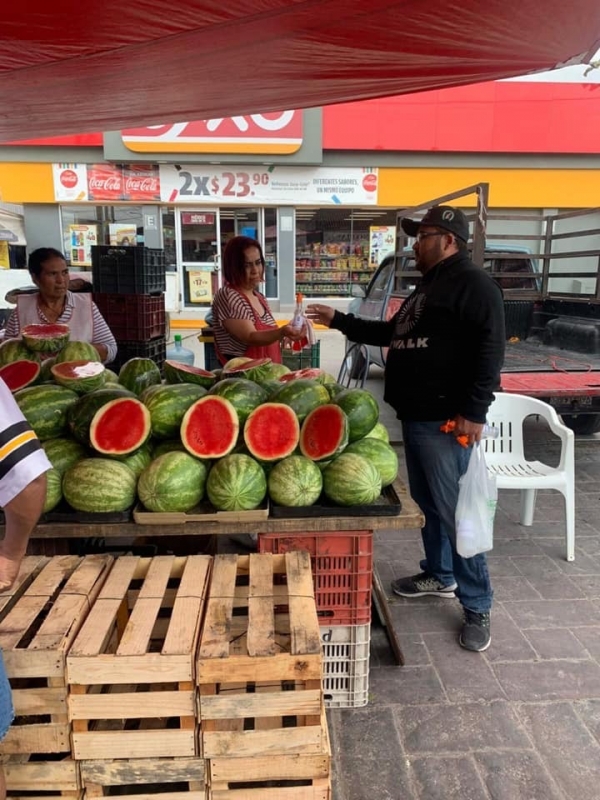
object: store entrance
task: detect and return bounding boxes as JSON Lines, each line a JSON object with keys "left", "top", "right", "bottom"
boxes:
{"left": 176, "top": 209, "right": 220, "bottom": 310}
{"left": 219, "top": 208, "right": 278, "bottom": 300}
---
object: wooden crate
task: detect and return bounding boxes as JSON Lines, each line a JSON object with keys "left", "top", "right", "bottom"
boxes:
{"left": 79, "top": 757, "right": 205, "bottom": 799}
{"left": 67, "top": 555, "right": 212, "bottom": 761}
{"left": 197, "top": 552, "right": 326, "bottom": 760}
{"left": 2, "top": 753, "right": 82, "bottom": 800}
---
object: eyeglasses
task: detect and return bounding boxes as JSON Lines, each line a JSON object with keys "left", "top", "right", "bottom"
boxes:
{"left": 415, "top": 231, "right": 446, "bottom": 242}
{"left": 244, "top": 258, "right": 263, "bottom": 268}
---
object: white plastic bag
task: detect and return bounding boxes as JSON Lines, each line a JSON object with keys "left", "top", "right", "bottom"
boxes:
{"left": 455, "top": 444, "right": 497, "bottom": 558}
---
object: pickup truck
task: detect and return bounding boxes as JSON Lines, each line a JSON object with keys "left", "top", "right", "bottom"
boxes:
{"left": 344, "top": 186, "right": 600, "bottom": 434}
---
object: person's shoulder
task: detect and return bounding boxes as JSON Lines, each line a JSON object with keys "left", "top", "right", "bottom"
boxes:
{"left": 70, "top": 291, "right": 92, "bottom": 307}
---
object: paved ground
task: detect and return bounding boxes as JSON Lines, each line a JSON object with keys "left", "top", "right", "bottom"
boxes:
{"left": 191, "top": 327, "right": 600, "bottom": 800}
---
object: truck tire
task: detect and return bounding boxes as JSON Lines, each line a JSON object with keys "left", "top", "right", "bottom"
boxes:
{"left": 561, "top": 413, "right": 600, "bottom": 435}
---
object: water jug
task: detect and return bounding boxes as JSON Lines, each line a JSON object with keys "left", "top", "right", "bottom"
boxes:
{"left": 166, "top": 334, "right": 195, "bottom": 366}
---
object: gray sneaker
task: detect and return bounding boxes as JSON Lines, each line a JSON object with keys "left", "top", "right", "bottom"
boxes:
{"left": 459, "top": 609, "right": 491, "bottom": 652}
{"left": 391, "top": 571, "right": 457, "bottom": 598}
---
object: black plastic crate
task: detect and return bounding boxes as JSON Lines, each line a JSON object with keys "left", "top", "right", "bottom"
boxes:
{"left": 92, "top": 246, "right": 166, "bottom": 295}
{"left": 94, "top": 293, "right": 166, "bottom": 341}
{"left": 112, "top": 336, "right": 166, "bottom": 374}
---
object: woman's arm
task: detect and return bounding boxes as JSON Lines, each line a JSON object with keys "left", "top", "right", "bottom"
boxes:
{"left": 91, "top": 302, "right": 118, "bottom": 364}
{"left": 223, "top": 318, "right": 300, "bottom": 346}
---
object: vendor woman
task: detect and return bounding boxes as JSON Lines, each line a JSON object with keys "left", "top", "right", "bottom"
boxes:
{"left": 4, "top": 247, "right": 117, "bottom": 364}
{"left": 211, "top": 236, "right": 304, "bottom": 364}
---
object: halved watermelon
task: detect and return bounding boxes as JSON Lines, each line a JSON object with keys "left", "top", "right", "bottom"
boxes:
{"left": 89, "top": 397, "right": 151, "bottom": 456}
{"left": 181, "top": 395, "right": 239, "bottom": 458}
{"left": 163, "top": 360, "right": 217, "bottom": 388}
{"left": 222, "top": 357, "right": 273, "bottom": 383}
{"left": 51, "top": 360, "right": 106, "bottom": 394}
{"left": 0, "top": 359, "right": 41, "bottom": 392}
{"left": 22, "top": 323, "right": 70, "bottom": 353}
{"left": 244, "top": 402, "right": 300, "bottom": 462}
{"left": 278, "top": 367, "right": 323, "bottom": 383}
{"left": 299, "top": 404, "right": 349, "bottom": 461}
{"left": 0, "top": 339, "right": 38, "bottom": 367}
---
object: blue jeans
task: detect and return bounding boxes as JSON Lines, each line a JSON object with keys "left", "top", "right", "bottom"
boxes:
{"left": 402, "top": 420, "right": 493, "bottom": 614}
{"left": 0, "top": 650, "right": 13, "bottom": 741}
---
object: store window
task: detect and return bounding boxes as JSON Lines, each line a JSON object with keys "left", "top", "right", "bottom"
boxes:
{"left": 295, "top": 208, "right": 398, "bottom": 298}
{"left": 60, "top": 205, "right": 144, "bottom": 270}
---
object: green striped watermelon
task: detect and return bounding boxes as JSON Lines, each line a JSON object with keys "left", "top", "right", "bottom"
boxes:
{"left": 54, "top": 340, "right": 100, "bottom": 364}
{"left": 299, "top": 404, "right": 348, "bottom": 461}
{"left": 0, "top": 359, "right": 40, "bottom": 392}
{"left": 14, "top": 384, "right": 79, "bottom": 440}
{"left": 208, "top": 378, "right": 268, "bottom": 426}
{"left": 22, "top": 323, "right": 70, "bottom": 353}
{"left": 268, "top": 456, "right": 323, "bottom": 506}
{"left": 181, "top": 395, "right": 239, "bottom": 459}
{"left": 244, "top": 403, "right": 300, "bottom": 462}
{"left": 43, "top": 468, "right": 63, "bottom": 513}
{"left": 343, "top": 439, "right": 398, "bottom": 487}
{"left": 42, "top": 437, "right": 88, "bottom": 474}
{"left": 364, "top": 421, "right": 390, "bottom": 443}
{"left": 116, "top": 443, "right": 154, "bottom": 478}
{"left": 334, "top": 389, "right": 379, "bottom": 442}
{"left": 152, "top": 439, "right": 187, "bottom": 458}
{"left": 206, "top": 454, "right": 266, "bottom": 511}
{"left": 63, "top": 458, "right": 137, "bottom": 513}
{"left": 270, "top": 378, "right": 330, "bottom": 422}
{"left": 163, "top": 361, "right": 217, "bottom": 388}
{"left": 138, "top": 452, "right": 208, "bottom": 512}
{"left": 39, "top": 356, "right": 57, "bottom": 382}
{"left": 118, "top": 357, "right": 162, "bottom": 396}
{"left": 142, "top": 383, "right": 207, "bottom": 439}
{"left": 322, "top": 452, "right": 382, "bottom": 506}
{"left": 51, "top": 360, "right": 107, "bottom": 394}
{"left": 222, "top": 357, "right": 273, "bottom": 383}
{"left": 89, "top": 397, "right": 151, "bottom": 456}
{"left": 68, "top": 387, "right": 135, "bottom": 446}
{"left": 0, "top": 339, "right": 38, "bottom": 367}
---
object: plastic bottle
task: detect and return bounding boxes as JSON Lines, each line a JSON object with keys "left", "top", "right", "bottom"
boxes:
{"left": 166, "top": 334, "right": 195, "bottom": 366}
{"left": 289, "top": 292, "right": 309, "bottom": 352}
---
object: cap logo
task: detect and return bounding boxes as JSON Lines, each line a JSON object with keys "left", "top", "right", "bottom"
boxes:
{"left": 442, "top": 210, "right": 455, "bottom": 221}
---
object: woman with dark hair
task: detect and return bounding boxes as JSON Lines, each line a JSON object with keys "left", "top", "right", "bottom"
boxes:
{"left": 4, "top": 247, "right": 117, "bottom": 363}
{"left": 211, "top": 236, "right": 303, "bottom": 364}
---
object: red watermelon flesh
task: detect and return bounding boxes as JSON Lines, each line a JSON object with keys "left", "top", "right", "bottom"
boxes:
{"left": 299, "top": 403, "right": 349, "bottom": 461}
{"left": 163, "top": 361, "right": 216, "bottom": 387}
{"left": 21, "top": 323, "right": 70, "bottom": 353}
{"left": 223, "top": 357, "right": 271, "bottom": 375}
{"left": 181, "top": 395, "right": 239, "bottom": 458}
{"left": 244, "top": 402, "right": 300, "bottom": 461}
{"left": 0, "top": 359, "right": 41, "bottom": 392}
{"left": 51, "top": 360, "right": 106, "bottom": 393}
{"left": 89, "top": 397, "right": 151, "bottom": 455}
{"left": 278, "top": 368, "right": 323, "bottom": 383}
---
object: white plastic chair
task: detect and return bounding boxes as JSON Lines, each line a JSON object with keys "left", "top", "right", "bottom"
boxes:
{"left": 483, "top": 392, "right": 575, "bottom": 561}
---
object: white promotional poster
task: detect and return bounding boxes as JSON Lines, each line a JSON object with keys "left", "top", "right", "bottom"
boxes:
{"left": 369, "top": 225, "right": 396, "bottom": 266}
{"left": 160, "top": 166, "right": 378, "bottom": 205}
{"left": 109, "top": 223, "right": 137, "bottom": 246}
{"left": 53, "top": 164, "right": 89, "bottom": 201}
{"left": 188, "top": 269, "right": 213, "bottom": 303}
{"left": 69, "top": 224, "right": 97, "bottom": 267}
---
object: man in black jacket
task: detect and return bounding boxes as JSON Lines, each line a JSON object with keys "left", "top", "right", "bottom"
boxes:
{"left": 306, "top": 206, "right": 505, "bottom": 651}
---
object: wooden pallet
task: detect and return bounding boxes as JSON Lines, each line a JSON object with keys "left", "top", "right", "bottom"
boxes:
{"left": 78, "top": 756, "right": 205, "bottom": 799}
{"left": 0, "top": 555, "right": 113, "bottom": 761}
{"left": 67, "top": 555, "right": 212, "bottom": 760}
{"left": 197, "top": 552, "right": 326, "bottom": 760}
{"left": 2, "top": 753, "right": 81, "bottom": 799}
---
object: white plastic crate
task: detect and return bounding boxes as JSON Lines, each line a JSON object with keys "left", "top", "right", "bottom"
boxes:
{"left": 321, "top": 623, "right": 370, "bottom": 708}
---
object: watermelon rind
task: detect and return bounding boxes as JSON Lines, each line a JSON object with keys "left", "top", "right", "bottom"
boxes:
{"left": 14, "top": 384, "right": 79, "bottom": 441}
{"left": 269, "top": 378, "right": 330, "bottom": 422}
{"left": 181, "top": 395, "right": 239, "bottom": 459}
{"left": 119, "top": 357, "right": 162, "bottom": 396}
{"left": 68, "top": 387, "right": 135, "bottom": 446}
{"left": 39, "top": 356, "right": 57, "bottom": 382}
{"left": 268, "top": 455, "right": 323, "bottom": 507}
{"left": 343, "top": 439, "right": 399, "bottom": 487}
{"left": 54, "top": 340, "right": 100, "bottom": 364}
{"left": 222, "top": 357, "right": 252, "bottom": 371}
{"left": 89, "top": 397, "right": 152, "bottom": 456}
{"left": 299, "top": 404, "right": 349, "bottom": 461}
{"left": 42, "top": 437, "right": 88, "bottom": 474}
{"left": 334, "top": 388, "right": 379, "bottom": 442}
{"left": 43, "top": 468, "right": 63, "bottom": 513}
{"left": 152, "top": 439, "right": 187, "bottom": 458}
{"left": 0, "top": 359, "right": 41, "bottom": 392}
{"left": 138, "top": 451, "right": 208, "bottom": 512}
{"left": 115, "top": 442, "right": 154, "bottom": 477}
{"left": 104, "top": 368, "right": 120, "bottom": 384}
{"left": 206, "top": 453, "right": 267, "bottom": 511}
{"left": 322, "top": 452, "right": 382, "bottom": 506}
{"left": 22, "top": 323, "right": 70, "bottom": 353}
{"left": 142, "top": 383, "right": 207, "bottom": 439}
{"left": 0, "top": 338, "right": 39, "bottom": 367}
{"left": 222, "top": 357, "right": 273, "bottom": 383}
{"left": 244, "top": 402, "right": 300, "bottom": 462}
{"left": 51, "top": 360, "right": 107, "bottom": 394}
{"left": 163, "top": 361, "right": 216, "bottom": 388}
{"left": 62, "top": 458, "right": 137, "bottom": 513}
{"left": 364, "top": 421, "right": 390, "bottom": 443}
{"left": 208, "top": 378, "right": 268, "bottom": 426}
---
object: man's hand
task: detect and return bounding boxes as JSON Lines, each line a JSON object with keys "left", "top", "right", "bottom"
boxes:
{"left": 0, "top": 555, "right": 22, "bottom": 594}
{"left": 453, "top": 414, "right": 484, "bottom": 446}
{"left": 306, "top": 304, "right": 335, "bottom": 327}
{"left": 279, "top": 323, "right": 307, "bottom": 341}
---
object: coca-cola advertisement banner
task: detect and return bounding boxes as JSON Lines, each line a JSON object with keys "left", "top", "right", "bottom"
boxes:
{"left": 53, "top": 163, "right": 160, "bottom": 202}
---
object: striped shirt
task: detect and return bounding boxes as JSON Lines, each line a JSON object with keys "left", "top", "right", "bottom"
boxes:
{"left": 4, "top": 291, "right": 118, "bottom": 364}
{"left": 0, "top": 378, "right": 51, "bottom": 507}
{"left": 212, "top": 285, "right": 276, "bottom": 357}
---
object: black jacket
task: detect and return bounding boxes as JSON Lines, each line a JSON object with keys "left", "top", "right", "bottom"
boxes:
{"left": 332, "top": 251, "right": 505, "bottom": 422}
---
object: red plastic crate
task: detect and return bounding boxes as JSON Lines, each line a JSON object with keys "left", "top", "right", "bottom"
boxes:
{"left": 258, "top": 530, "right": 373, "bottom": 625}
{"left": 94, "top": 293, "right": 166, "bottom": 341}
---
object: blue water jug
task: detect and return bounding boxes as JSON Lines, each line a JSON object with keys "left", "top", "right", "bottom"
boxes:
{"left": 166, "top": 334, "right": 195, "bottom": 366}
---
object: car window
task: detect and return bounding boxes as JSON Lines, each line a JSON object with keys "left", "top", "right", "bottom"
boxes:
{"left": 368, "top": 258, "right": 395, "bottom": 300}
{"left": 483, "top": 256, "right": 537, "bottom": 289}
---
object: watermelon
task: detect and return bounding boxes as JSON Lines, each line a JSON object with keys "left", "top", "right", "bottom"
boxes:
{"left": 0, "top": 339, "right": 38, "bottom": 367}
{"left": 253, "top": 362, "right": 291, "bottom": 383}
{"left": 244, "top": 403, "right": 300, "bottom": 462}
{"left": 343, "top": 439, "right": 398, "bottom": 487}
{"left": 269, "top": 378, "right": 330, "bottom": 422}
{"left": 299, "top": 404, "right": 349, "bottom": 461}
{"left": 142, "top": 383, "right": 207, "bottom": 439}
{"left": 43, "top": 468, "right": 63, "bottom": 513}
{"left": 181, "top": 395, "right": 239, "bottom": 459}
{"left": 63, "top": 458, "right": 137, "bottom": 513}
{"left": 68, "top": 387, "right": 135, "bottom": 446}
{"left": 325, "top": 382, "right": 347, "bottom": 400}
{"left": 116, "top": 443, "right": 154, "bottom": 478}
{"left": 334, "top": 389, "right": 379, "bottom": 442}
{"left": 138, "top": 452, "right": 208, "bottom": 513}
{"left": 119, "top": 357, "right": 162, "bottom": 396}
{"left": 51, "top": 360, "right": 107, "bottom": 394}
{"left": 54, "top": 340, "right": 100, "bottom": 364}
{"left": 323, "top": 453, "right": 382, "bottom": 506}
{"left": 39, "top": 356, "right": 57, "bottom": 382}
{"left": 222, "top": 357, "right": 273, "bottom": 383}
{"left": 152, "top": 439, "right": 187, "bottom": 458}
{"left": 0, "top": 359, "right": 40, "bottom": 392}
{"left": 206, "top": 454, "right": 266, "bottom": 511}
{"left": 104, "top": 368, "right": 120, "bottom": 383}
{"left": 364, "top": 421, "right": 390, "bottom": 443}
{"left": 278, "top": 367, "right": 323, "bottom": 383}
{"left": 268, "top": 455, "right": 323, "bottom": 507}
{"left": 208, "top": 378, "right": 268, "bottom": 426}
{"left": 14, "top": 384, "right": 79, "bottom": 440}
{"left": 42, "top": 437, "right": 87, "bottom": 474}
{"left": 163, "top": 361, "right": 217, "bottom": 388}
{"left": 89, "top": 397, "right": 152, "bottom": 456}
{"left": 22, "top": 323, "right": 70, "bottom": 353}
{"left": 222, "top": 357, "right": 252, "bottom": 371}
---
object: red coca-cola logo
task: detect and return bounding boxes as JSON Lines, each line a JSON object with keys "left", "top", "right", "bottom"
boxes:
{"left": 89, "top": 176, "right": 121, "bottom": 190}
{"left": 87, "top": 165, "right": 123, "bottom": 200}
{"left": 60, "top": 169, "right": 78, "bottom": 188}
{"left": 362, "top": 173, "right": 378, "bottom": 192}
{"left": 125, "top": 177, "right": 158, "bottom": 192}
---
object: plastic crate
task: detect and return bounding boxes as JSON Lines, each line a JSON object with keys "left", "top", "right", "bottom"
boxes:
{"left": 94, "top": 293, "right": 166, "bottom": 341}
{"left": 281, "top": 341, "right": 320, "bottom": 370}
{"left": 112, "top": 336, "right": 166, "bottom": 373}
{"left": 258, "top": 530, "right": 373, "bottom": 625}
{"left": 91, "top": 246, "right": 166, "bottom": 295}
{"left": 321, "top": 623, "right": 370, "bottom": 708}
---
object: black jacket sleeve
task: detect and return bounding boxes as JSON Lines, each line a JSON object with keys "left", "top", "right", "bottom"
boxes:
{"left": 330, "top": 310, "right": 397, "bottom": 348}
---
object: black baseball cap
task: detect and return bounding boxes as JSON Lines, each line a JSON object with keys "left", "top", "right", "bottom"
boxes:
{"left": 401, "top": 205, "right": 470, "bottom": 243}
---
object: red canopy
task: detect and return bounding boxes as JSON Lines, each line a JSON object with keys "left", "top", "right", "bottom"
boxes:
{"left": 1, "top": 0, "right": 599, "bottom": 141}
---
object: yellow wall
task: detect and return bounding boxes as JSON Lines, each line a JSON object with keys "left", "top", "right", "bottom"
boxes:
{"left": 0, "top": 163, "right": 54, "bottom": 203}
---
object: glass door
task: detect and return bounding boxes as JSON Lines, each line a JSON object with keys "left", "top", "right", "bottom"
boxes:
{"left": 176, "top": 209, "right": 220, "bottom": 310}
